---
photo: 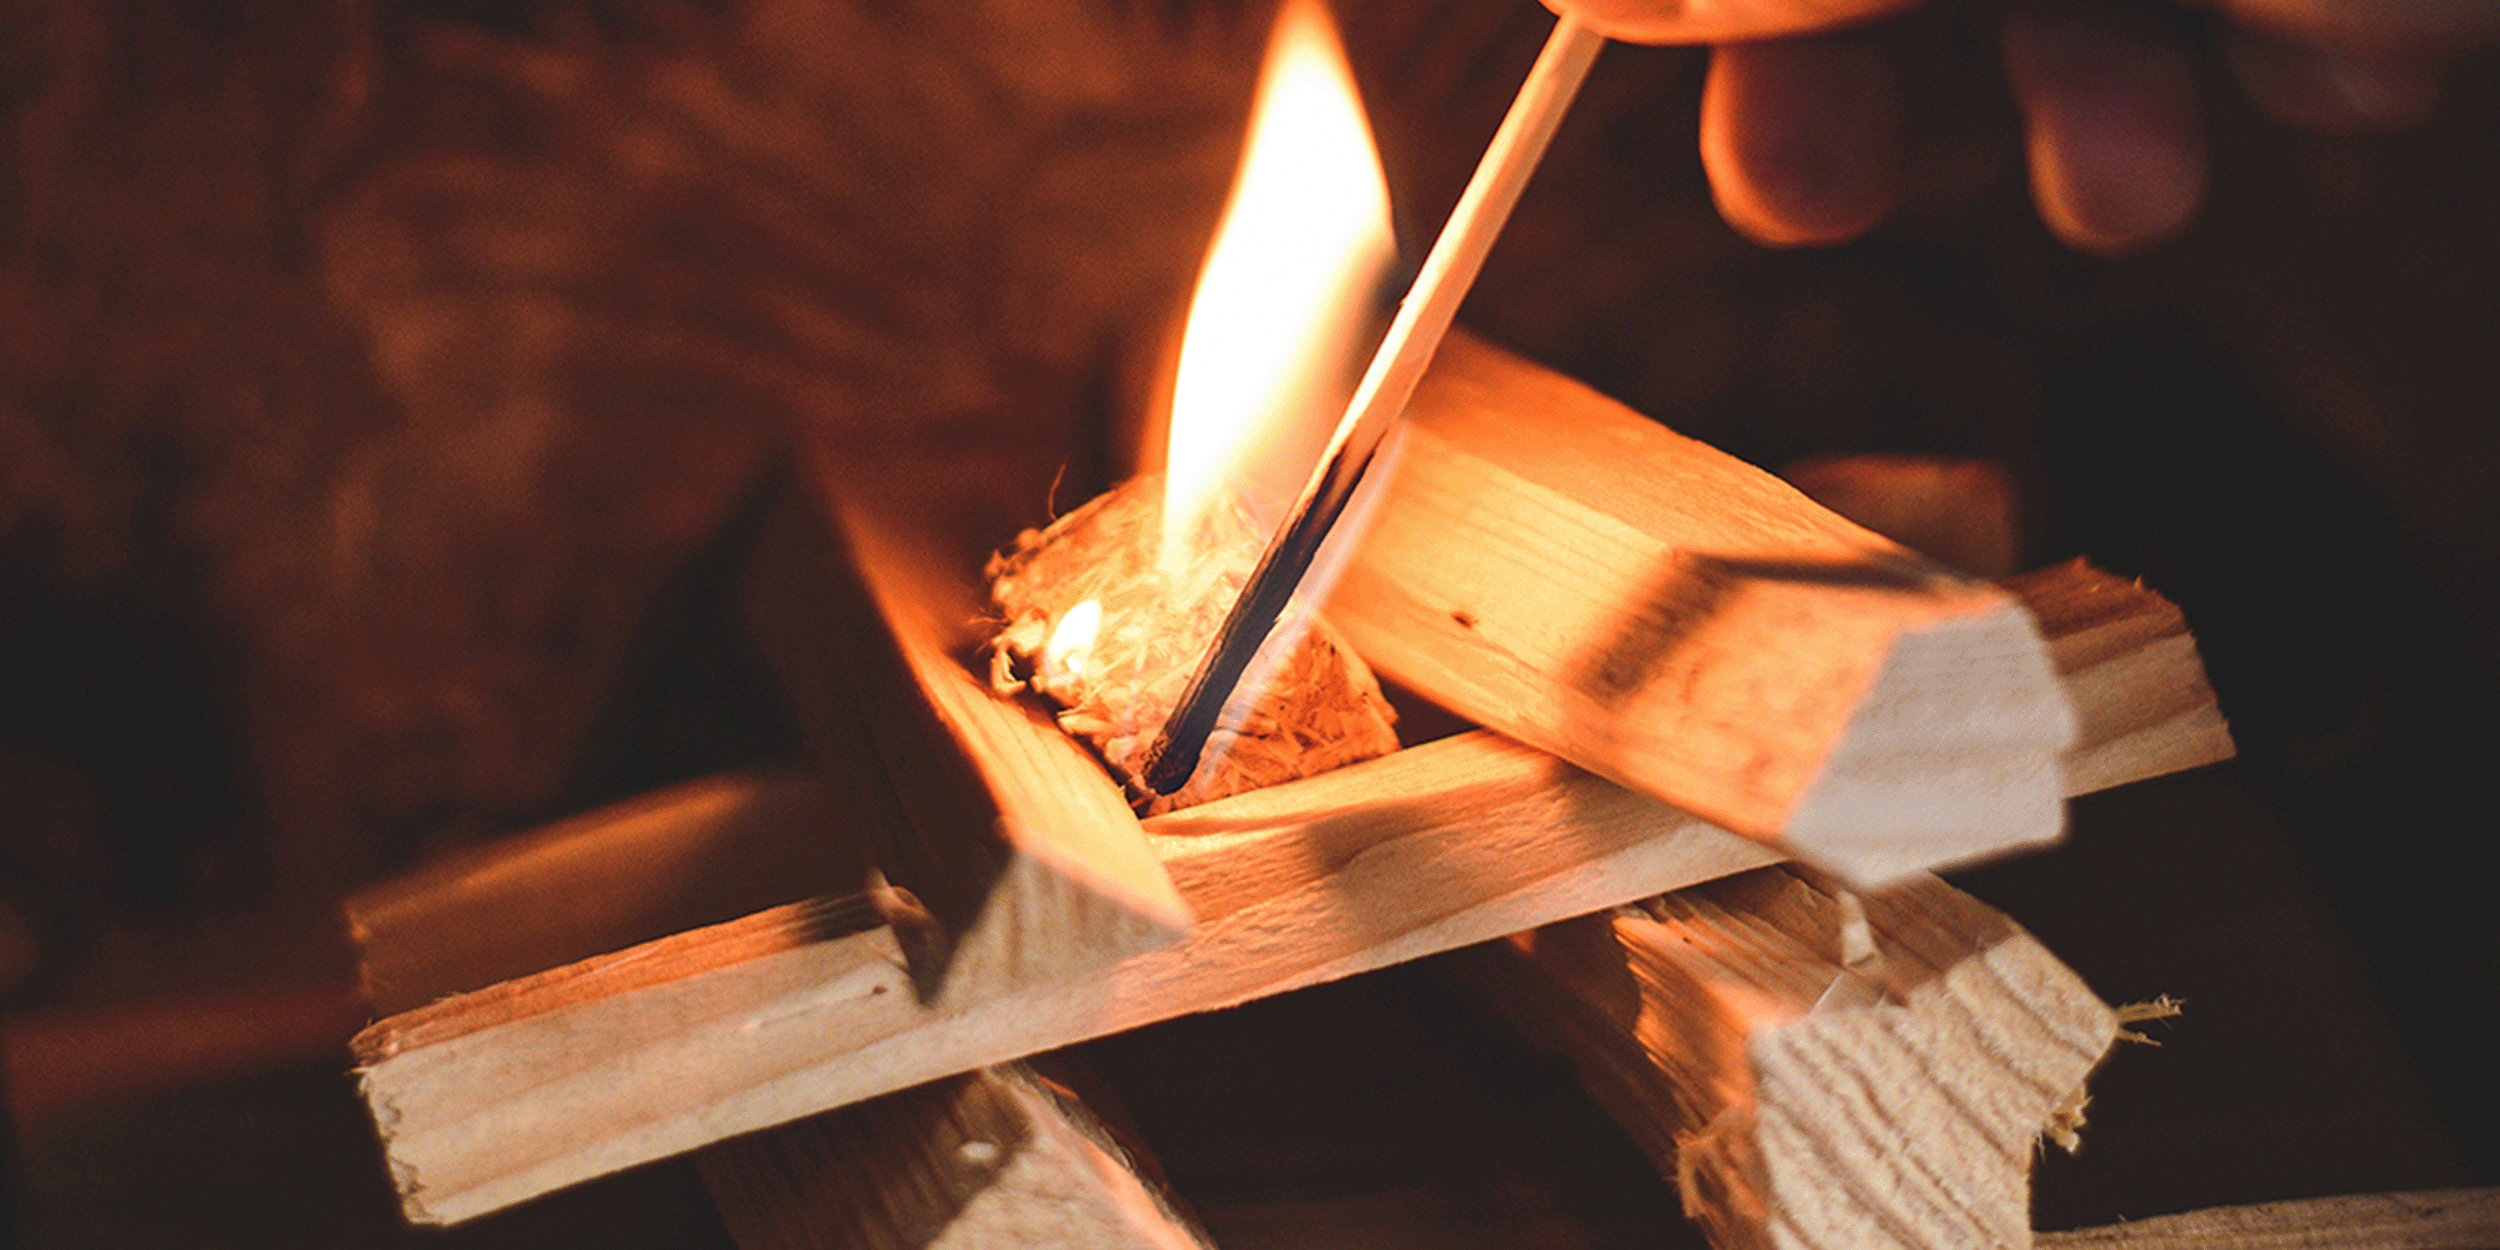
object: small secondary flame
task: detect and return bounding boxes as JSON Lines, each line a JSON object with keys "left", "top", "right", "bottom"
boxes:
{"left": 1045, "top": 599, "right": 1103, "bottom": 680}
{"left": 1161, "top": 0, "right": 1395, "bottom": 562}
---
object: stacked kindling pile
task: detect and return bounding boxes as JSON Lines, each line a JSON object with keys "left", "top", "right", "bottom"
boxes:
{"left": 347, "top": 333, "right": 2233, "bottom": 1247}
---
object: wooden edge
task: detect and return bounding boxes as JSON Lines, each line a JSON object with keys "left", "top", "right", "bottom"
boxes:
{"left": 346, "top": 767, "right": 842, "bottom": 1017}
{"left": 1446, "top": 866, "right": 2115, "bottom": 1250}
{"left": 349, "top": 893, "right": 893, "bottom": 1066}
{"left": 1334, "top": 332, "right": 2075, "bottom": 878}
{"left": 2036, "top": 1188, "right": 2500, "bottom": 1249}
{"left": 696, "top": 1063, "right": 1213, "bottom": 1250}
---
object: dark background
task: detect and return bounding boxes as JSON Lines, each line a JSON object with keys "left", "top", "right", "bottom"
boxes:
{"left": 2, "top": 0, "right": 2494, "bottom": 1243}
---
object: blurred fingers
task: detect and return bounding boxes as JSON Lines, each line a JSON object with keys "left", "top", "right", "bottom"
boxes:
{"left": 2002, "top": 0, "right": 2209, "bottom": 254}
{"left": 1699, "top": 31, "right": 1907, "bottom": 245}
{"left": 1554, "top": 0, "right": 1922, "bottom": 47}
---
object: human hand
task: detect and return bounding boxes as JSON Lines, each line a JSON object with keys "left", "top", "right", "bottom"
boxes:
{"left": 1551, "top": 0, "right": 2496, "bottom": 253}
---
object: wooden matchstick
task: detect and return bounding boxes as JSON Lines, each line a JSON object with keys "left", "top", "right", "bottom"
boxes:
{"left": 1142, "top": 14, "right": 1607, "bottom": 794}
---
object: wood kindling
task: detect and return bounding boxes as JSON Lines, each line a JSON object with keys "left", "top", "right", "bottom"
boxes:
{"left": 1328, "top": 332, "right": 2084, "bottom": 884}
{"left": 349, "top": 553, "right": 2226, "bottom": 1226}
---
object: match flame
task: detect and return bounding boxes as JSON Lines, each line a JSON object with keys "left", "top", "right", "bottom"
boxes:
{"left": 1162, "top": 0, "right": 1395, "bottom": 561}
{"left": 1045, "top": 599, "right": 1102, "bottom": 680}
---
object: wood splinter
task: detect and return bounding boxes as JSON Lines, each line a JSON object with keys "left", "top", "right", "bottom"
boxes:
{"left": 986, "top": 475, "right": 1398, "bottom": 814}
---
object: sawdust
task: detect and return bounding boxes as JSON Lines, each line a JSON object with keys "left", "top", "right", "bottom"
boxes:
{"left": 986, "top": 476, "right": 1398, "bottom": 814}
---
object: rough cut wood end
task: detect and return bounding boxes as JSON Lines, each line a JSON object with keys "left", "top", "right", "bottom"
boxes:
{"left": 1451, "top": 866, "right": 2117, "bottom": 1250}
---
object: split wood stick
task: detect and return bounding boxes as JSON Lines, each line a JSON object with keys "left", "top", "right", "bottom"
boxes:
{"left": 348, "top": 767, "right": 838, "bottom": 1017}
{"left": 2035, "top": 1188, "right": 2500, "bottom": 1249}
{"left": 698, "top": 1064, "right": 1213, "bottom": 1250}
{"left": 353, "top": 731, "right": 1786, "bottom": 1226}
{"left": 1443, "top": 865, "right": 2118, "bottom": 1250}
{"left": 347, "top": 558, "right": 2227, "bottom": 1226}
{"left": 740, "top": 472, "right": 1192, "bottom": 1006}
{"left": 1328, "top": 332, "right": 2079, "bottom": 884}
{"left": 345, "top": 787, "right": 1203, "bottom": 1250}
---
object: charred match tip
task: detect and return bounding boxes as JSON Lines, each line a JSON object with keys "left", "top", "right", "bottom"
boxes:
{"left": 1138, "top": 561, "right": 1292, "bottom": 796}
{"left": 1139, "top": 723, "right": 1204, "bottom": 796}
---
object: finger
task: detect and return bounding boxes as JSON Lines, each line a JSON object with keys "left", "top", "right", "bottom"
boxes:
{"left": 2221, "top": 27, "right": 2441, "bottom": 130}
{"left": 1550, "top": 0, "right": 1921, "bottom": 47}
{"left": 2002, "top": 0, "right": 2208, "bottom": 255}
{"left": 1699, "top": 33, "right": 1906, "bottom": 245}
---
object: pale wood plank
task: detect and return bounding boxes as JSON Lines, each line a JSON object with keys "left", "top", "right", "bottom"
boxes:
{"left": 1329, "top": 332, "right": 2079, "bottom": 883}
{"left": 348, "top": 782, "right": 1205, "bottom": 1249}
{"left": 352, "top": 731, "right": 1787, "bottom": 1225}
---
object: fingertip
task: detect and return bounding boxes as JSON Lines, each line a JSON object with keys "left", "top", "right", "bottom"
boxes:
{"left": 2022, "top": 110, "right": 2207, "bottom": 255}
{"left": 1699, "top": 37, "right": 1905, "bottom": 247}
{"left": 2003, "top": 1, "right": 2208, "bottom": 255}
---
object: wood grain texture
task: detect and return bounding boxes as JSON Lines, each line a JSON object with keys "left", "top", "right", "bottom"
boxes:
{"left": 698, "top": 1064, "right": 1213, "bottom": 1250}
{"left": 345, "top": 556, "right": 2226, "bottom": 1226}
{"left": 2037, "top": 1188, "right": 2500, "bottom": 1249}
{"left": 2008, "top": 560, "right": 2237, "bottom": 796}
{"left": 345, "top": 774, "right": 1202, "bottom": 1248}
{"left": 741, "top": 470, "right": 1192, "bottom": 1006}
{"left": 347, "top": 767, "right": 840, "bottom": 1017}
{"left": 1448, "top": 866, "right": 2116, "bottom": 1250}
{"left": 352, "top": 730, "right": 1787, "bottom": 1225}
{"left": 1328, "top": 332, "right": 2079, "bottom": 884}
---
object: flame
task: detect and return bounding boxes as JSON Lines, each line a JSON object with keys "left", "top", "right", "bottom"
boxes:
{"left": 1162, "top": 0, "right": 1395, "bottom": 561}
{"left": 1044, "top": 600, "right": 1103, "bottom": 681}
